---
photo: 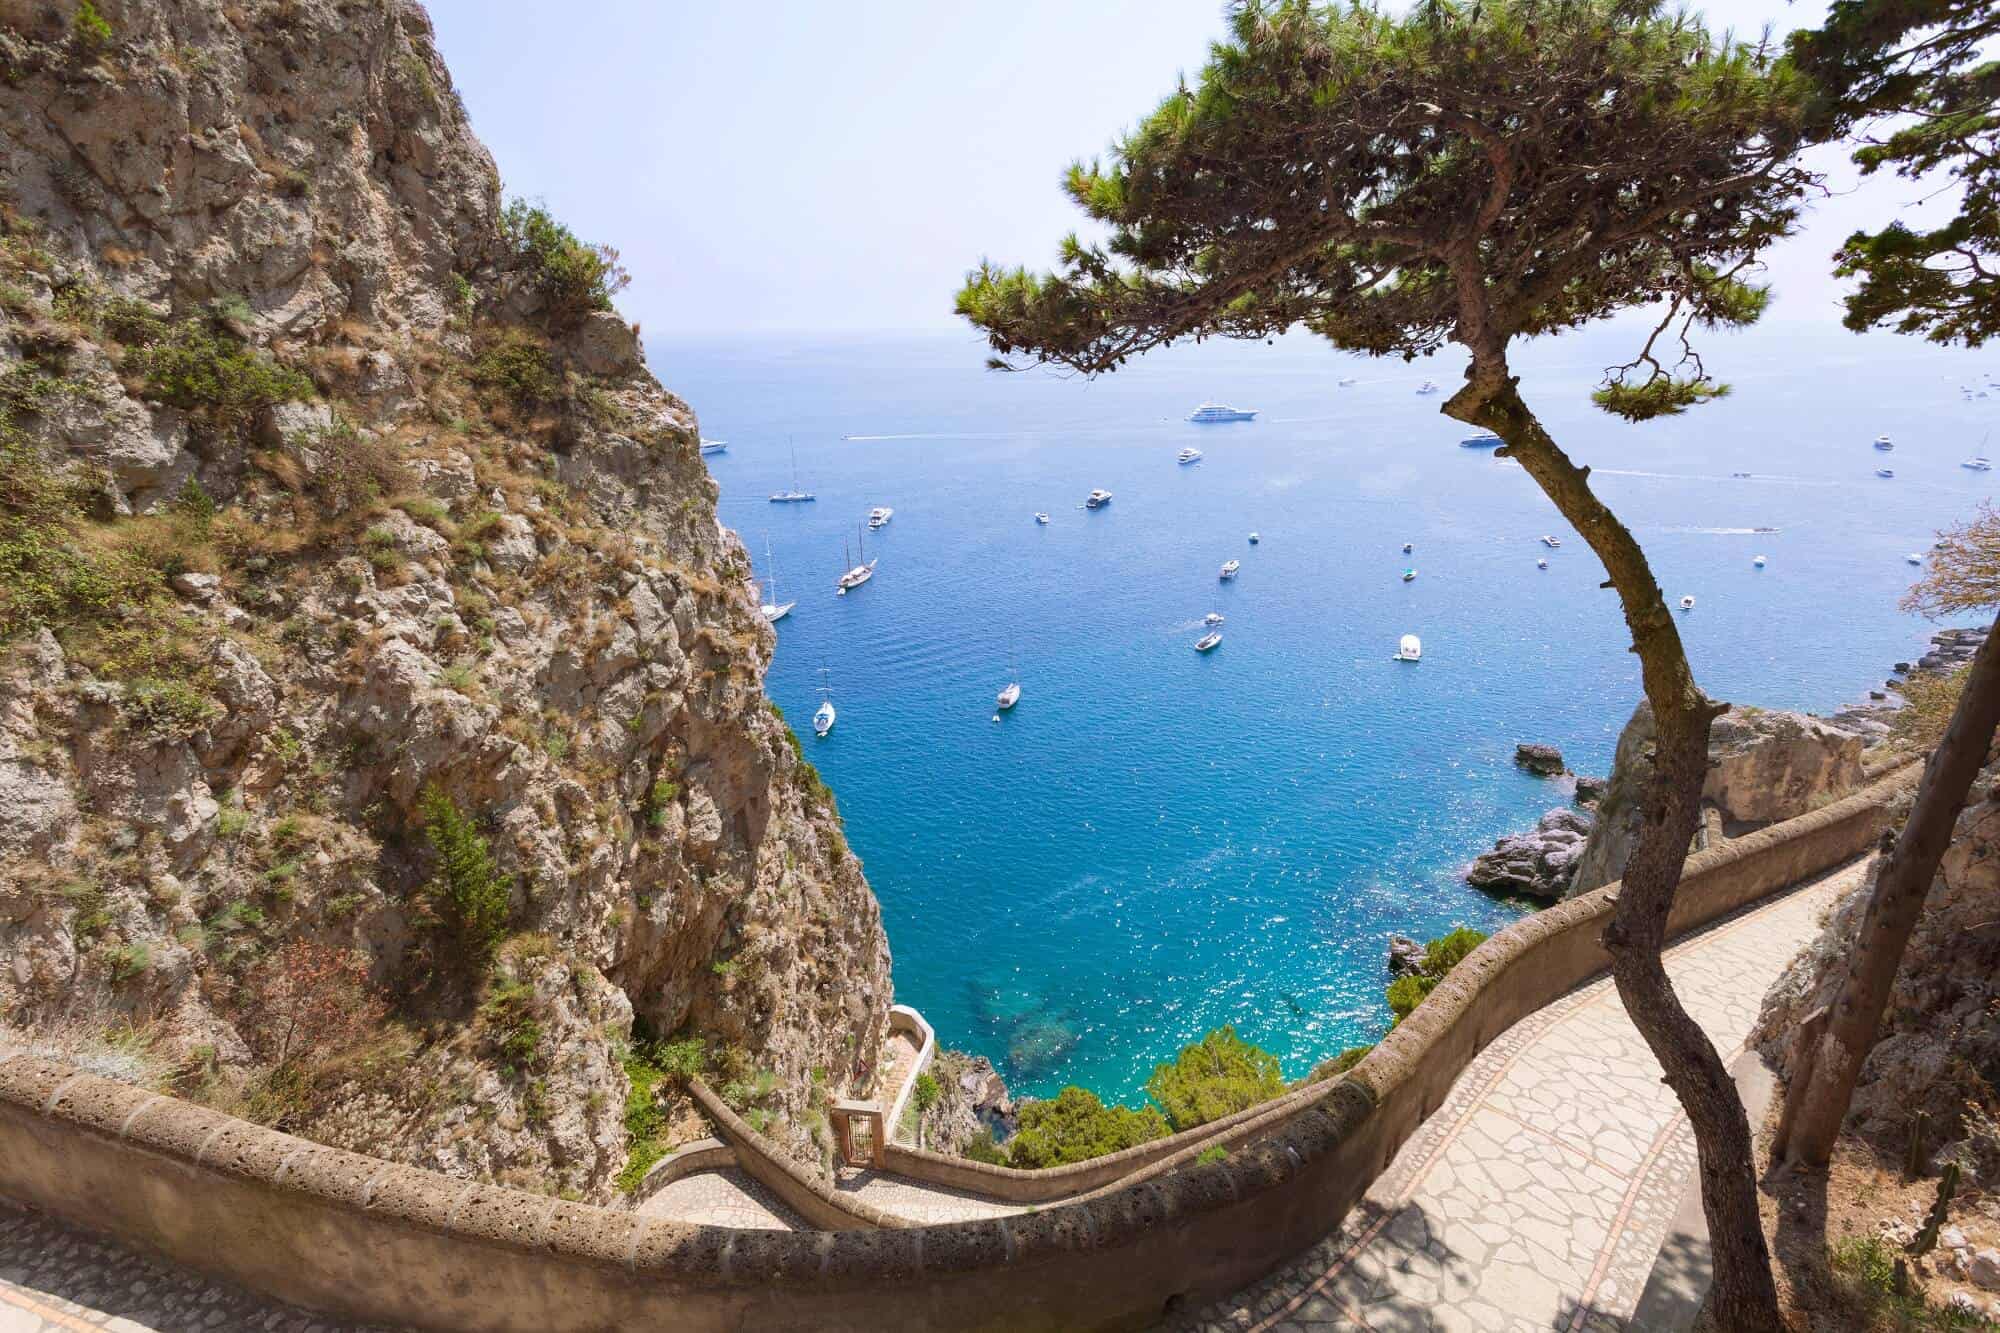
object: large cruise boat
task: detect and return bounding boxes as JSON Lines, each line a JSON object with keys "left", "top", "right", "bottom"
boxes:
{"left": 1085, "top": 489, "right": 1113, "bottom": 509}
{"left": 1187, "top": 402, "right": 1257, "bottom": 423}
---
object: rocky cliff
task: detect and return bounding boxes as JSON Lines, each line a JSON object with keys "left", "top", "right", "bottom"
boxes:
{"left": 0, "top": 0, "right": 890, "bottom": 1200}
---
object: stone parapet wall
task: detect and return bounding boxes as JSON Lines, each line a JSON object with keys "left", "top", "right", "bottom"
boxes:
{"left": 0, "top": 763, "right": 1918, "bottom": 1333}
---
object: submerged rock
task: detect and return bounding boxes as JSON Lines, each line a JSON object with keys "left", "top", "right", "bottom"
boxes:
{"left": 1514, "top": 743, "right": 1567, "bottom": 776}
{"left": 1466, "top": 806, "right": 1594, "bottom": 901}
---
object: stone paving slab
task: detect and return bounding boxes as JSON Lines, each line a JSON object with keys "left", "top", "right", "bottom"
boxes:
{"left": 635, "top": 1164, "right": 809, "bottom": 1229}
{"left": 1173, "top": 855, "right": 1869, "bottom": 1333}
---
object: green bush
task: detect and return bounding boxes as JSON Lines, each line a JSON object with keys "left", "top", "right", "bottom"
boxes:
{"left": 418, "top": 785, "right": 510, "bottom": 960}
{"left": 617, "top": 1049, "right": 671, "bottom": 1194}
{"left": 500, "top": 199, "right": 629, "bottom": 329}
{"left": 1385, "top": 926, "right": 1490, "bottom": 1026}
{"left": 1145, "top": 1025, "right": 1286, "bottom": 1132}
{"left": 128, "top": 318, "right": 313, "bottom": 424}
{"left": 120, "top": 676, "right": 219, "bottom": 743}
{"left": 470, "top": 330, "right": 563, "bottom": 407}
{"left": 70, "top": 1, "right": 113, "bottom": 54}
{"left": 912, "top": 1071, "right": 941, "bottom": 1115}
{"left": 963, "top": 1129, "right": 1008, "bottom": 1165}
{"left": 1006, "top": 1087, "right": 1168, "bottom": 1169}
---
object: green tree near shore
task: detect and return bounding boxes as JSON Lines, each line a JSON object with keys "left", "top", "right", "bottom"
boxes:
{"left": 955, "top": 2, "right": 1814, "bottom": 1322}
{"left": 1006, "top": 1086, "right": 1170, "bottom": 1168}
{"left": 1146, "top": 1025, "right": 1286, "bottom": 1131}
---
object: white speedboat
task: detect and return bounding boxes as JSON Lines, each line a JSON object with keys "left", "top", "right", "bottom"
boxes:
{"left": 1085, "top": 489, "right": 1113, "bottom": 509}
{"left": 1194, "top": 632, "right": 1222, "bottom": 652}
{"left": 1539, "top": 534, "right": 1561, "bottom": 548}
{"left": 1178, "top": 448, "right": 1203, "bottom": 464}
{"left": 1536, "top": 558, "right": 1548, "bottom": 570}
{"left": 760, "top": 540, "right": 795, "bottom": 623}
{"left": 699, "top": 438, "right": 728, "bottom": 455}
{"left": 1247, "top": 532, "right": 1260, "bottom": 544}
{"left": 867, "top": 506, "right": 894, "bottom": 529}
{"left": 1219, "top": 560, "right": 1240, "bottom": 580}
{"left": 996, "top": 681, "right": 1020, "bottom": 711}
{"left": 1965, "top": 457, "right": 1994, "bottom": 472}
{"left": 1876, "top": 468, "right": 1896, "bottom": 479}
{"left": 1753, "top": 555, "right": 1767, "bottom": 568}
{"left": 1679, "top": 595, "right": 1695, "bottom": 611}
{"left": 1187, "top": 402, "right": 1257, "bottom": 423}
{"left": 1416, "top": 380, "right": 1440, "bottom": 395}
{"left": 812, "top": 668, "right": 836, "bottom": 737}
{"left": 1873, "top": 435, "right": 1894, "bottom": 451}
{"left": 1393, "top": 633, "right": 1422, "bottom": 662}
{"left": 1204, "top": 612, "right": 1225, "bottom": 626}
{"left": 1460, "top": 430, "right": 1502, "bottom": 448}
{"left": 1034, "top": 511, "right": 1051, "bottom": 524}
{"left": 1907, "top": 553, "right": 1923, "bottom": 565}
{"left": 835, "top": 528, "right": 876, "bottom": 594}
{"left": 1401, "top": 542, "right": 1413, "bottom": 553}
{"left": 1402, "top": 568, "right": 1418, "bottom": 582}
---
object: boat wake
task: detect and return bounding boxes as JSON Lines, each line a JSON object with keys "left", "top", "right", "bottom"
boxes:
{"left": 1662, "top": 526, "right": 1783, "bottom": 536}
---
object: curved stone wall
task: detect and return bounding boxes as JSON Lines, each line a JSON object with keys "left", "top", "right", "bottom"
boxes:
{"left": 0, "top": 764, "right": 1917, "bottom": 1332}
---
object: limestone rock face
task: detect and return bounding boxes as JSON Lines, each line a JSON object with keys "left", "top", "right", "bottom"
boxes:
{"left": 0, "top": 0, "right": 890, "bottom": 1201}
{"left": 1466, "top": 806, "right": 1593, "bottom": 900}
{"left": 1568, "top": 702, "right": 1866, "bottom": 896}
{"left": 1753, "top": 761, "right": 2000, "bottom": 1154}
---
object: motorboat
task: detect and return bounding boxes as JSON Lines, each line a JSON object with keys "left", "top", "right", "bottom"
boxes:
{"left": 1416, "top": 380, "right": 1440, "bottom": 395}
{"left": 1963, "top": 457, "right": 1993, "bottom": 472}
{"left": 1679, "top": 595, "right": 1695, "bottom": 611}
{"left": 867, "top": 506, "right": 894, "bottom": 529}
{"left": 1178, "top": 448, "right": 1203, "bottom": 464}
{"left": 1187, "top": 402, "right": 1257, "bottom": 423}
{"left": 1401, "top": 568, "right": 1418, "bottom": 582}
{"left": 1873, "top": 435, "right": 1894, "bottom": 451}
{"left": 1392, "top": 634, "right": 1422, "bottom": 662}
{"left": 812, "top": 668, "right": 836, "bottom": 737}
{"left": 1731, "top": 472, "right": 1752, "bottom": 479}
{"left": 835, "top": 528, "right": 877, "bottom": 594}
{"left": 1204, "top": 612, "right": 1225, "bottom": 626}
{"left": 996, "top": 681, "right": 1020, "bottom": 711}
{"left": 1035, "top": 512, "right": 1051, "bottom": 524}
{"left": 1401, "top": 542, "right": 1413, "bottom": 553}
{"left": 1194, "top": 632, "right": 1222, "bottom": 652}
{"left": 1876, "top": 468, "right": 1896, "bottom": 479}
{"left": 1247, "top": 532, "right": 1260, "bottom": 544}
{"left": 1536, "top": 558, "right": 1548, "bottom": 570}
{"left": 1753, "top": 555, "right": 1767, "bottom": 568}
{"left": 759, "top": 540, "right": 795, "bottom": 624}
{"left": 1219, "top": 560, "right": 1241, "bottom": 580}
{"left": 1085, "top": 489, "right": 1113, "bottom": 509}
{"left": 1460, "top": 430, "right": 1502, "bottom": 448}
{"left": 1907, "top": 553, "right": 1924, "bottom": 565}
{"left": 699, "top": 438, "right": 728, "bottom": 455}
{"left": 1539, "top": 534, "right": 1561, "bottom": 548}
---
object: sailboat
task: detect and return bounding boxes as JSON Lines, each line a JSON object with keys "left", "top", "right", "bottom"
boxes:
{"left": 770, "top": 441, "right": 815, "bottom": 503}
{"left": 812, "top": 668, "right": 836, "bottom": 737}
{"left": 835, "top": 525, "right": 877, "bottom": 594}
{"left": 759, "top": 539, "right": 795, "bottom": 624}
{"left": 995, "top": 653, "right": 1021, "bottom": 717}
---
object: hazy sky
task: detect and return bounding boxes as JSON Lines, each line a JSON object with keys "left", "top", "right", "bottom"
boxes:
{"left": 425, "top": 0, "right": 1954, "bottom": 337}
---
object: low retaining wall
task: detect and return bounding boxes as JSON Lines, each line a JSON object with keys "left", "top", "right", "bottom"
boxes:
{"left": 627, "top": 1138, "right": 735, "bottom": 1210}
{"left": 882, "top": 1003, "right": 935, "bottom": 1145}
{"left": 0, "top": 764, "right": 1917, "bottom": 1332}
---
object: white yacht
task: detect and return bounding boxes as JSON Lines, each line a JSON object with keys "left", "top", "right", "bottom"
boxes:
{"left": 835, "top": 528, "right": 877, "bottom": 594}
{"left": 1204, "top": 612, "right": 1225, "bottom": 626}
{"left": 1540, "top": 534, "right": 1561, "bottom": 548}
{"left": 1873, "top": 435, "right": 1894, "bottom": 451}
{"left": 1219, "top": 560, "right": 1240, "bottom": 580}
{"left": 996, "top": 681, "right": 1020, "bottom": 712}
{"left": 1537, "top": 558, "right": 1549, "bottom": 570}
{"left": 1178, "top": 448, "right": 1203, "bottom": 464}
{"left": 1247, "top": 532, "right": 1260, "bottom": 545}
{"left": 699, "top": 438, "right": 728, "bottom": 455}
{"left": 1679, "top": 595, "right": 1696, "bottom": 611}
{"left": 770, "top": 443, "right": 814, "bottom": 503}
{"left": 1753, "top": 555, "right": 1767, "bottom": 568}
{"left": 1460, "top": 430, "right": 1502, "bottom": 448}
{"left": 1035, "top": 511, "right": 1051, "bottom": 524}
{"left": 1416, "top": 380, "right": 1440, "bottom": 395}
{"left": 1876, "top": 468, "right": 1896, "bottom": 479}
{"left": 1402, "top": 568, "right": 1418, "bottom": 582}
{"left": 1085, "top": 489, "right": 1113, "bottom": 509}
{"left": 1907, "top": 553, "right": 1924, "bottom": 565}
{"left": 759, "top": 540, "right": 795, "bottom": 624}
{"left": 1187, "top": 402, "right": 1257, "bottom": 423}
{"left": 867, "top": 506, "right": 894, "bottom": 529}
{"left": 1393, "top": 634, "right": 1422, "bottom": 662}
{"left": 1964, "top": 457, "right": 1993, "bottom": 472}
{"left": 812, "top": 669, "right": 836, "bottom": 737}
{"left": 1194, "top": 631, "right": 1222, "bottom": 652}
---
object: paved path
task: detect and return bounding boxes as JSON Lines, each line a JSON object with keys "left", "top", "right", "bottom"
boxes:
{"left": 635, "top": 1164, "right": 809, "bottom": 1229}
{"left": 1177, "top": 856, "right": 1868, "bottom": 1333}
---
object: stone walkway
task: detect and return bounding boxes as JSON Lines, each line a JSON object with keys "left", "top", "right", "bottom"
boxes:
{"left": 635, "top": 1164, "right": 808, "bottom": 1230}
{"left": 878, "top": 1026, "right": 924, "bottom": 1143}
{"left": 1176, "top": 856, "right": 1869, "bottom": 1333}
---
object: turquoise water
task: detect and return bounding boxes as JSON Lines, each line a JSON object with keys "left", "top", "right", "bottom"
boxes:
{"left": 654, "top": 323, "right": 1998, "bottom": 1103}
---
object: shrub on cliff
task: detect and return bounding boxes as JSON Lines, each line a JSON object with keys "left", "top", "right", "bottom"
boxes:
{"left": 419, "top": 786, "right": 511, "bottom": 961}
{"left": 127, "top": 317, "right": 313, "bottom": 425}
{"left": 501, "top": 199, "right": 629, "bottom": 330}
{"left": 1145, "top": 1025, "right": 1286, "bottom": 1132}
{"left": 1386, "top": 926, "right": 1489, "bottom": 1025}
{"left": 1006, "top": 1086, "right": 1167, "bottom": 1169}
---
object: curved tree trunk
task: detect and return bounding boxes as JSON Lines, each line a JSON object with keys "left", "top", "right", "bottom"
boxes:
{"left": 1780, "top": 618, "right": 2000, "bottom": 1167}
{"left": 1447, "top": 373, "right": 1782, "bottom": 1331}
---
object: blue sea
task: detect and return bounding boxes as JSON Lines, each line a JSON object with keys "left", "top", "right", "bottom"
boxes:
{"left": 652, "top": 321, "right": 1998, "bottom": 1104}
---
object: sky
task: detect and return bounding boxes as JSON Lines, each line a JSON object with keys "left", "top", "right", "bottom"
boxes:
{"left": 424, "top": 0, "right": 1959, "bottom": 337}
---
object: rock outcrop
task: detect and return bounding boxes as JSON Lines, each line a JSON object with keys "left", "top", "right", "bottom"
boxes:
{"left": 1753, "top": 758, "right": 2000, "bottom": 1160}
{"left": 1513, "top": 743, "right": 1567, "bottom": 777}
{"left": 1466, "top": 806, "right": 1593, "bottom": 900}
{"left": 1567, "top": 702, "right": 1865, "bottom": 896}
{"left": 0, "top": 0, "right": 889, "bottom": 1200}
